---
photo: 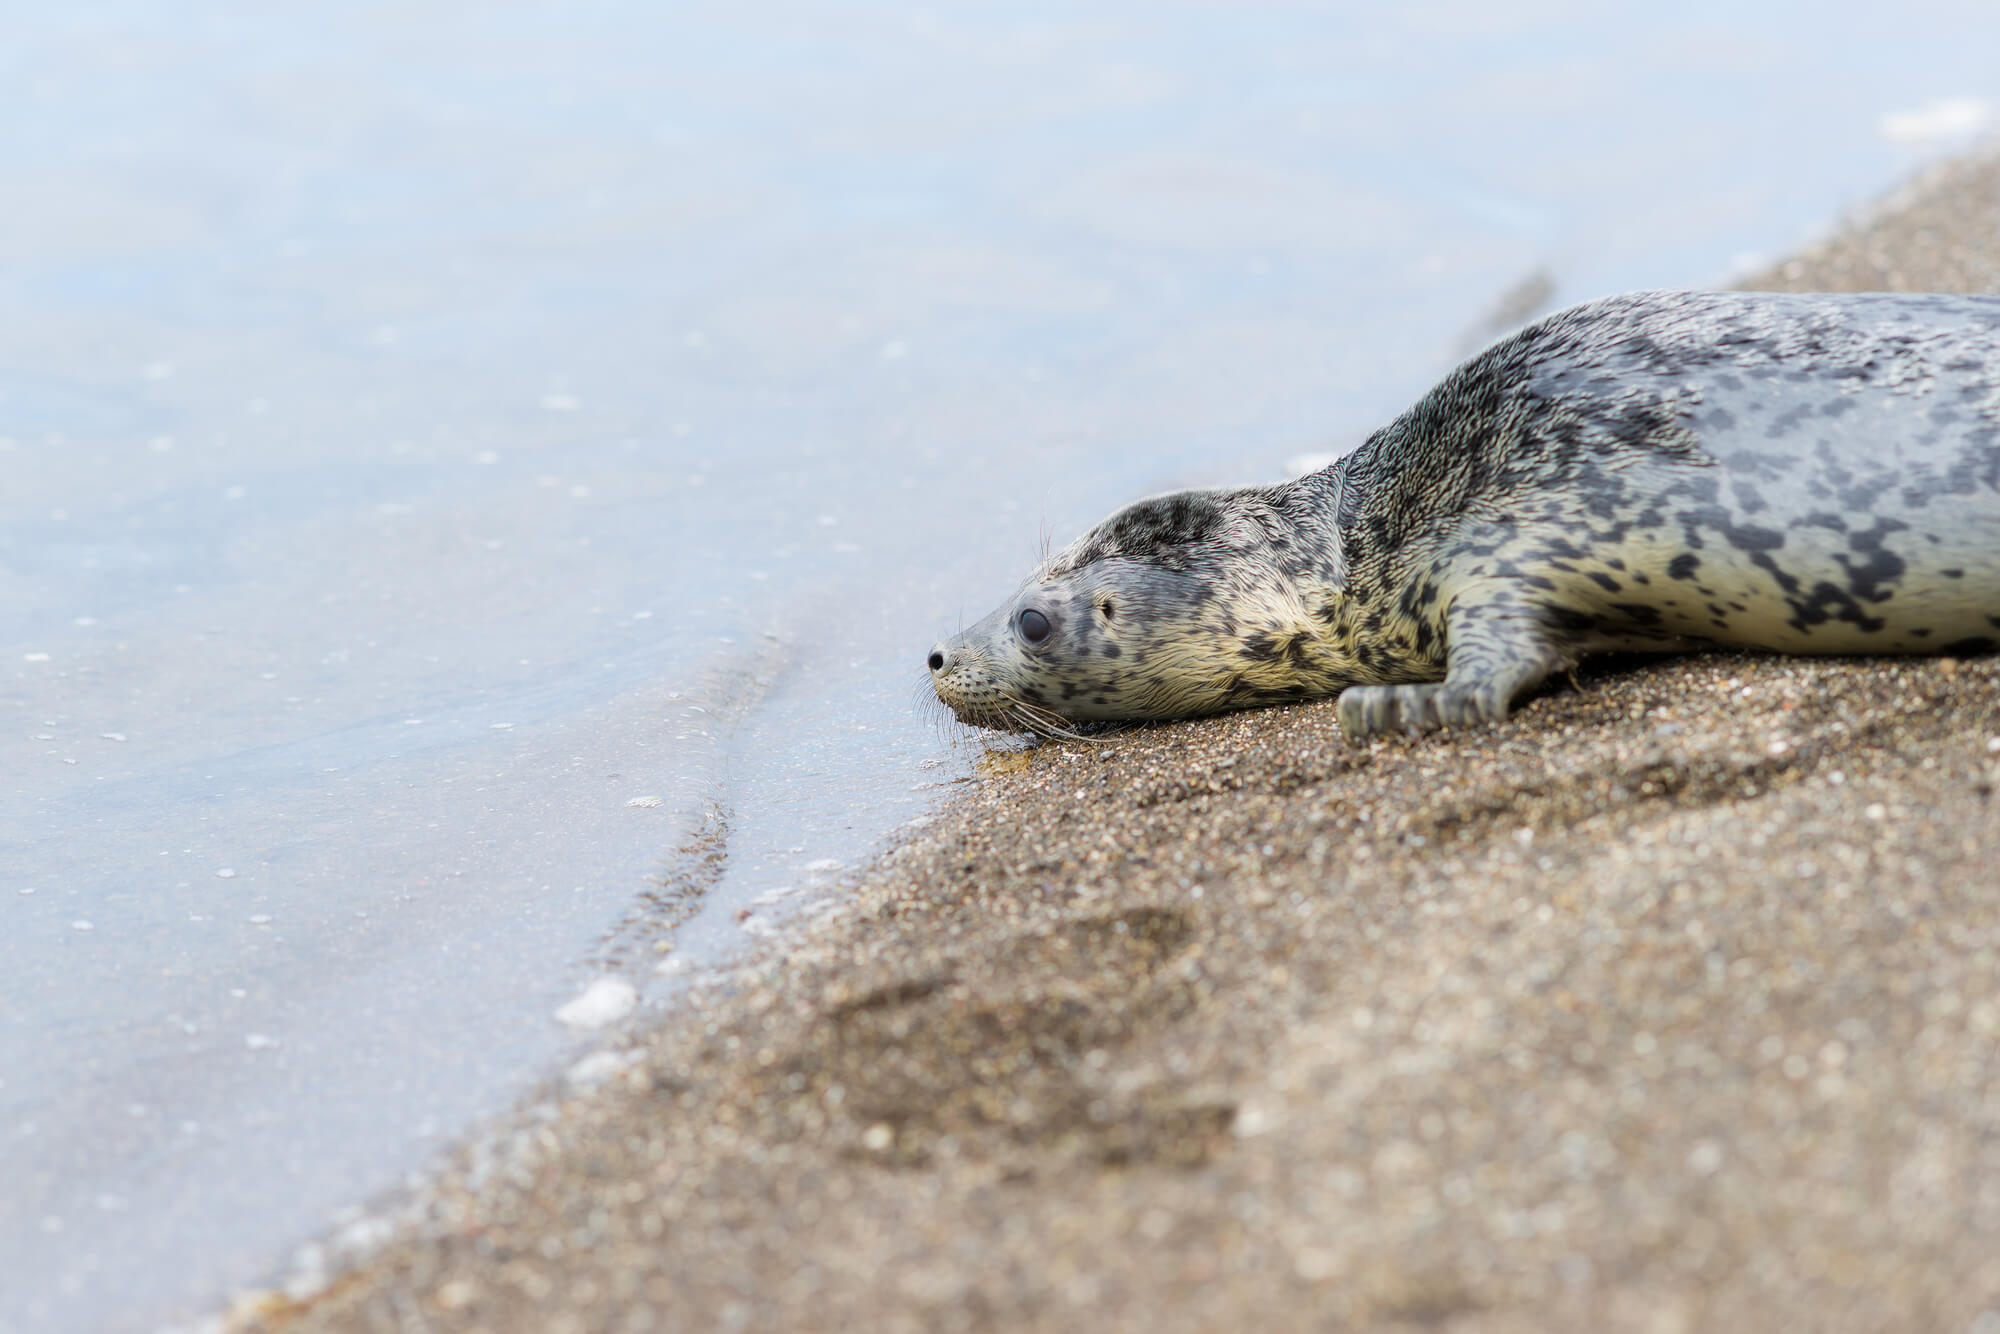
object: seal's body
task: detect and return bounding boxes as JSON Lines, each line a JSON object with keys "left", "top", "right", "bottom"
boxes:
{"left": 929, "top": 291, "right": 2000, "bottom": 742}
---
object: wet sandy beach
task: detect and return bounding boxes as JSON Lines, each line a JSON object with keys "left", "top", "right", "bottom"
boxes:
{"left": 242, "top": 151, "right": 2000, "bottom": 1334}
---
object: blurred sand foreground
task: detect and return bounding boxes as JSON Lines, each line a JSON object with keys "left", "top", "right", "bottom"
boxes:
{"left": 252, "top": 153, "right": 2000, "bottom": 1334}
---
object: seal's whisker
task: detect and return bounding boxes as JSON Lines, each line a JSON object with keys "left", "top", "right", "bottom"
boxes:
{"left": 912, "top": 670, "right": 976, "bottom": 746}
{"left": 1005, "top": 704, "right": 1066, "bottom": 741}
{"left": 1004, "top": 696, "right": 1112, "bottom": 745}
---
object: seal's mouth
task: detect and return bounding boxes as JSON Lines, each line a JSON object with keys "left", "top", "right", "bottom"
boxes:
{"left": 938, "top": 691, "right": 1046, "bottom": 733}
{"left": 941, "top": 693, "right": 1110, "bottom": 742}
{"left": 927, "top": 670, "right": 1093, "bottom": 740}
{"left": 990, "top": 696, "right": 1079, "bottom": 739}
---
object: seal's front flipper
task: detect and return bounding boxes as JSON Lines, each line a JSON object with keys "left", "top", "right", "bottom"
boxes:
{"left": 1337, "top": 593, "right": 1572, "bottom": 743}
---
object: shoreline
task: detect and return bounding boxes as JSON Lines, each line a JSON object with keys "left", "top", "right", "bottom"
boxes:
{"left": 246, "top": 150, "right": 2000, "bottom": 1333}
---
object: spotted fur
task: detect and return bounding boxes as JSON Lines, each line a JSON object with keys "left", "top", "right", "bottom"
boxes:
{"left": 929, "top": 290, "right": 2000, "bottom": 741}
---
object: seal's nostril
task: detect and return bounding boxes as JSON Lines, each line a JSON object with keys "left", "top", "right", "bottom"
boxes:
{"left": 927, "top": 650, "right": 945, "bottom": 673}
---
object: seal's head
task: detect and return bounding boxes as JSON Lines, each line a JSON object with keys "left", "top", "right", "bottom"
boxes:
{"left": 928, "top": 486, "right": 1348, "bottom": 734}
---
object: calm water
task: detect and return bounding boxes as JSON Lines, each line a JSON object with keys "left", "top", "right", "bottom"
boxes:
{"left": 3, "top": 2, "right": 1996, "bottom": 1329}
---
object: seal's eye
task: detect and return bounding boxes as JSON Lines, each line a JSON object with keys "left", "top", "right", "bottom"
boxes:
{"left": 1018, "top": 608, "right": 1052, "bottom": 645}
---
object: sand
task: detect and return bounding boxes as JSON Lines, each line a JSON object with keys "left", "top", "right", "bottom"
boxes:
{"left": 243, "top": 150, "right": 2000, "bottom": 1334}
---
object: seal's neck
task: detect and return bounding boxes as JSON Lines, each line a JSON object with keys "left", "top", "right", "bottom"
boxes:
{"left": 1267, "top": 457, "right": 1350, "bottom": 588}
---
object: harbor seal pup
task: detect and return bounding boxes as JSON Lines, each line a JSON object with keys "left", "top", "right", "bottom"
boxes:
{"left": 928, "top": 290, "right": 2000, "bottom": 742}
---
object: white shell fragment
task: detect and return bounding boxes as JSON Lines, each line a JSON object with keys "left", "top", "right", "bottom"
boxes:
{"left": 554, "top": 978, "right": 638, "bottom": 1030}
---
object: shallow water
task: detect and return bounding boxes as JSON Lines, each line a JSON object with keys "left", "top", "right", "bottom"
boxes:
{"left": 2, "top": 2, "right": 1996, "bottom": 1329}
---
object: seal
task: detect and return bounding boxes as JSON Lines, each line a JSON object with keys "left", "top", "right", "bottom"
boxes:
{"left": 927, "top": 290, "right": 2000, "bottom": 743}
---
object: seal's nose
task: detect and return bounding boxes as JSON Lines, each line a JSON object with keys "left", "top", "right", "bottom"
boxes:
{"left": 927, "top": 645, "right": 947, "bottom": 673}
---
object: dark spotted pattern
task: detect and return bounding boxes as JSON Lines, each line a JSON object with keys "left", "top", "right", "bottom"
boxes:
{"left": 930, "top": 291, "right": 2000, "bottom": 741}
